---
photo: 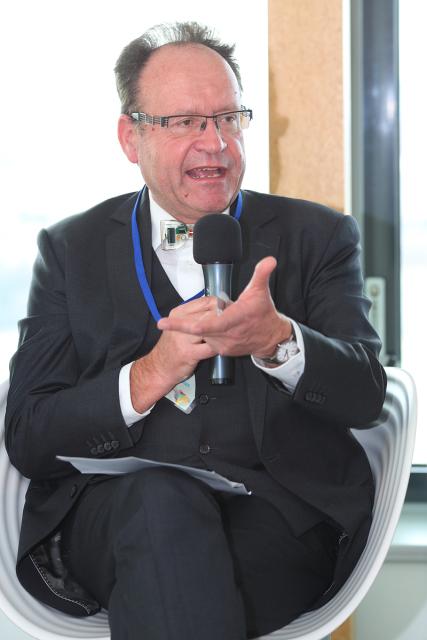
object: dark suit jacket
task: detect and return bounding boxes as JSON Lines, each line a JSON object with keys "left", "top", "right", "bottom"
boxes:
{"left": 5, "top": 189, "right": 386, "bottom": 614}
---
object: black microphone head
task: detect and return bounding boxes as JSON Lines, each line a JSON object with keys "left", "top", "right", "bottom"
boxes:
{"left": 193, "top": 213, "right": 242, "bottom": 264}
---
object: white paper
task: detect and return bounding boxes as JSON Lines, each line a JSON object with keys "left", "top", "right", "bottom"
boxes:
{"left": 57, "top": 455, "right": 251, "bottom": 496}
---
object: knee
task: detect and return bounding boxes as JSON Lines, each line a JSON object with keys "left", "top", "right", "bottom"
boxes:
{"left": 107, "top": 469, "right": 230, "bottom": 576}
{"left": 112, "top": 467, "right": 220, "bottom": 530}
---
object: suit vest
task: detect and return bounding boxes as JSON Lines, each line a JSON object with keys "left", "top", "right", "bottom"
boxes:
{"left": 130, "top": 245, "right": 322, "bottom": 536}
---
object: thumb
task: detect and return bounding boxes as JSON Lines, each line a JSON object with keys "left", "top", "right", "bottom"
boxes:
{"left": 245, "top": 256, "right": 277, "bottom": 292}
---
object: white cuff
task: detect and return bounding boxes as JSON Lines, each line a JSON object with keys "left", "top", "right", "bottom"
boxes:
{"left": 251, "top": 320, "right": 305, "bottom": 393}
{"left": 119, "top": 362, "right": 155, "bottom": 427}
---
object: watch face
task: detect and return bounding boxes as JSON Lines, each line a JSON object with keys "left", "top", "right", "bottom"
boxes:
{"left": 276, "top": 339, "right": 299, "bottom": 363}
{"left": 258, "top": 337, "right": 299, "bottom": 366}
{"left": 276, "top": 344, "right": 289, "bottom": 363}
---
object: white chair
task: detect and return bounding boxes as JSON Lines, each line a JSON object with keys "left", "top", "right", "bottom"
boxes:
{"left": 0, "top": 367, "right": 417, "bottom": 640}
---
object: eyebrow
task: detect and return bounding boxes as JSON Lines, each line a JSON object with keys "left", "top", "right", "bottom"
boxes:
{"left": 160, "top": 105, "right": 242, "bottom": 116}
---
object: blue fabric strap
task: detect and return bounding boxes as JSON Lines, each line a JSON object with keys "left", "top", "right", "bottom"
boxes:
{"left": 131, "top": 189, "right": 243, "bottom": 322}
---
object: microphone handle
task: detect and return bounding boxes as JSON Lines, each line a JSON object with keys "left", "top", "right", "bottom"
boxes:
{"left": 202, "top": 263, "right": 234, "bottom": 385}
{"left": 210, "top": 353, "right": 234, "bottom": 385}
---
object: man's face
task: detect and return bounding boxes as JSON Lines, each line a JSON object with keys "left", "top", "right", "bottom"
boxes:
{"left": 118, "top": 44, "right": 246, "bottom": 223}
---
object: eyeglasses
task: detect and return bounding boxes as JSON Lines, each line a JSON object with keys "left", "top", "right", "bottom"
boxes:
{"left": 129, "top": 108, "right": 253, "bottom": 137}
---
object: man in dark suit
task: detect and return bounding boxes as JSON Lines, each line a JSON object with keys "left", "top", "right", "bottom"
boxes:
{"left": 5, "top": 21, "right": 386, "bottom": 640}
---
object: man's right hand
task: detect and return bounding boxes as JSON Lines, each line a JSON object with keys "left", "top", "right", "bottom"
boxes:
{"left": 129, "top": 296, "right": 218, "bottom": 413}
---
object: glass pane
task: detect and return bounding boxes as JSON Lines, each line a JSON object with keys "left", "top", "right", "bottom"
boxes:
{"left": 0, "top": 0, "right": 269, "bottom": 382}
{"left": 400, "top": 1, "right": 427, "bottom": 464}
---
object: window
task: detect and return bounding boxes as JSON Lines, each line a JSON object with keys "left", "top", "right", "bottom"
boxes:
{"left": 351, "top": 0, "right": 426, "bottom": 466}
{"left": 400, "top": 1, "right": 427, "bottom": 465}
{"left": 0, "top": 0, "right": 269, "bottom": 380}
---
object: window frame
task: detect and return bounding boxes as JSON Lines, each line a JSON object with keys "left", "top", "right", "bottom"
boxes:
{"left": 350, "top": 0, "right": 426, "bottom": 500}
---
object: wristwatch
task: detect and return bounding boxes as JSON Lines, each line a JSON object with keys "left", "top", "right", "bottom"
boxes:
{"left": 259, "top": 332, "right": 300, "bottom": 366}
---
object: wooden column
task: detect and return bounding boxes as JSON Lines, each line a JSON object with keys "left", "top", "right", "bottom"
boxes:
{"left": 332, "top": 617, "right": 353, "bottom": 640}
{"left": 269, "top": 1, "right": 351, "bottom": 638}
{"left": 268, "top": 0, "right": 345, "bottom": 211}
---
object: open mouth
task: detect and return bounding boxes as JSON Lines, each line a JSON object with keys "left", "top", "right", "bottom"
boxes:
{"left": 186, "top": 167, "right": 226, "bottom": 179}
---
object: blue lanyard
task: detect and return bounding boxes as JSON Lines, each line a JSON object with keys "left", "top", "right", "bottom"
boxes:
{"left": 131, "top": 188, "right": 243, "bottom": 322}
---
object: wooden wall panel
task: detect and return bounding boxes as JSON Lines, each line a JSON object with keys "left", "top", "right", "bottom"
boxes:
{"left": 269, "top": 0, "right": 344, "bottom": 211}
{"left": 332, "top": 617, "right": 353, "bottom": 640}
{"left": 268, "top": 3, "right": 350, "bottom": 637}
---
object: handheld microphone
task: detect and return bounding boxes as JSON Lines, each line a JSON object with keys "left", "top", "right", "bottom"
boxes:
{"left": 193, "top": 213, "right": 242, "bottom": 384}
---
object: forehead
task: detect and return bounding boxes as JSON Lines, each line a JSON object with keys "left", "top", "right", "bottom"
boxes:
{"left": 137, "top": 43, "right": 241, "bottom": 112}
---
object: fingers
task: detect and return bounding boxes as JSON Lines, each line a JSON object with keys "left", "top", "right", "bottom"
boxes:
{"left": 157, "top": 314, "right": 209, "bottom": 335}
{"left": 158, "top": 301, "right": 234, "bottom": 335}
{"left": 158, "top": 296, "right": 210, "bottom": 331}
{"left": 168, "top": 295, "right": 216, "bottom": 318}
{"left": 193, "top": 340, "right": 217, "bottom": 360}
{"left": 157, "top": 257, "right": 277, "bottom": 337}
{"left": 158, "top": 296, "right": 215, "bottom": 331}
{"left": 244, "top": 256, "right": 277, "bottom": 293}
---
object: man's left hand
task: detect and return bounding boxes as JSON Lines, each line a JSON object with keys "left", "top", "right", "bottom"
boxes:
{"left": 157, "top": 256, "right": 293, "bottom": 359}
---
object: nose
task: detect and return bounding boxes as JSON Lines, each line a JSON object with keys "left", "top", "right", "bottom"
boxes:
{"left": 193, "top": 117, "right": 227, "bottom": 153}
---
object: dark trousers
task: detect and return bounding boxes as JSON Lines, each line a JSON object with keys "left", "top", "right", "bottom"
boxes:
{"left": 61, "top": 468, "right": 338, "bottom": 640}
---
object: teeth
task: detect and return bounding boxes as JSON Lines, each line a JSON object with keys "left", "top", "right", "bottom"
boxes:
{"left": 188, "top": 167, "right": 222, "bottom": 179}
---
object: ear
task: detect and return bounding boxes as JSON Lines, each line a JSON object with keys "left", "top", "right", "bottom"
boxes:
{"left": 117, "top": 114, "right": 139, "bottom": 164}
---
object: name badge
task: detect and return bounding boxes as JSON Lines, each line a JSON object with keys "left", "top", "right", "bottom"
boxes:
{"left": 165, "top": 374, "right": 196, "bottom": 414}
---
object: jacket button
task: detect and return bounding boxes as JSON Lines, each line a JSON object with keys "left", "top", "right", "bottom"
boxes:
{"left": 305, "top": 391, "right": 325, "bottom": 404}
{"left": 70, "top": 484, "right": 78, "bottom": 498}
{"left": 199, "top": 444, "right": 211, "bottom": 455}
{"left": 199, "top": 394, "right": 209, "bottom": 405}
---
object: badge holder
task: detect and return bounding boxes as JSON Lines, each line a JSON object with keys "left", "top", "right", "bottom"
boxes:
{"left": 165, "top": 374, "right": 196, "bottom": 414}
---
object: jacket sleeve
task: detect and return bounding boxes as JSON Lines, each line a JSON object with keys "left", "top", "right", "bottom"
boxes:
{"left": 273, "top": 213, "right": 386, "bottom": 427}
{"left": 5, "top": 228, "right": 139, "bottom": 481}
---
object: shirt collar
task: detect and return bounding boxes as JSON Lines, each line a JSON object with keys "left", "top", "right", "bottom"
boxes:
{"left": 149, "top": 195, "right": 173, "bottom": 251}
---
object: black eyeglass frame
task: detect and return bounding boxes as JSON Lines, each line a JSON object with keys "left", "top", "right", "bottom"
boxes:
{"left": 128, "top": 107, "right": 253, "bottom": 129}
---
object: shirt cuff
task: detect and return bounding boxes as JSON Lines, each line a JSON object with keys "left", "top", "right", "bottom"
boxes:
{"left": 251, "top": 320, "right": 305, "bottom": 393}
{"left": 119, "top": 362, "right": 155, "bottom": 427}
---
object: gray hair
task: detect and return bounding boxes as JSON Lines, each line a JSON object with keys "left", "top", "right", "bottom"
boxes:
{"left": 114, "top": 21, "right": 243, "bottom": 115}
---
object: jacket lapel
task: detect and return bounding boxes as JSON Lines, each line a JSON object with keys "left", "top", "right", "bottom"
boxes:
{"left": 233, "top": 192, "right": 280, "bottom": 296}
{"left": 104, "top": 190, "right": 153, "bottom": 368}
{"left": 235, "top": 192, "right": 281, "bottom": 451}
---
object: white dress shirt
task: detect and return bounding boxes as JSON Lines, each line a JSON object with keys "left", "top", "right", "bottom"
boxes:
{"left": 119, "top": 194, "right": 305, "bottom": 426}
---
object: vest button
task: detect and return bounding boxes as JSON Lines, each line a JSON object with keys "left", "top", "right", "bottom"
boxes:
{"left": 199, "top": 444, "right": 211, "bottom": 455}
{"left": 199, "top": 394, "right": 209, "bottom": 405}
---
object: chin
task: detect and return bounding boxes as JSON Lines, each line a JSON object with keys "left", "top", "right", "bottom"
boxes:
{"left": 195, "top": 191, "right": 236, "bottom": 213}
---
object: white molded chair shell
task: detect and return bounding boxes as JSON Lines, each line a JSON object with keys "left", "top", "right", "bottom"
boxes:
{"left": 0, "top": 367, "right": 417, "bottom": 640}
{"left": 257, "top": 367, "right": 417, "bottom": 640}
{"left": 0, "top": 379, "right": 109, "bottom": 640}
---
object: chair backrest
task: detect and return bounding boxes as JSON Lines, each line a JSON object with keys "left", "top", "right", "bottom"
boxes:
{"left": 256, "top": 366, "right": 417, "bottom": 640}
{"left": 0, "top": 380, "right": 110, "bottom": 639}
{"left": 0, "top": 367, "right": 417, "bottom": 640}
